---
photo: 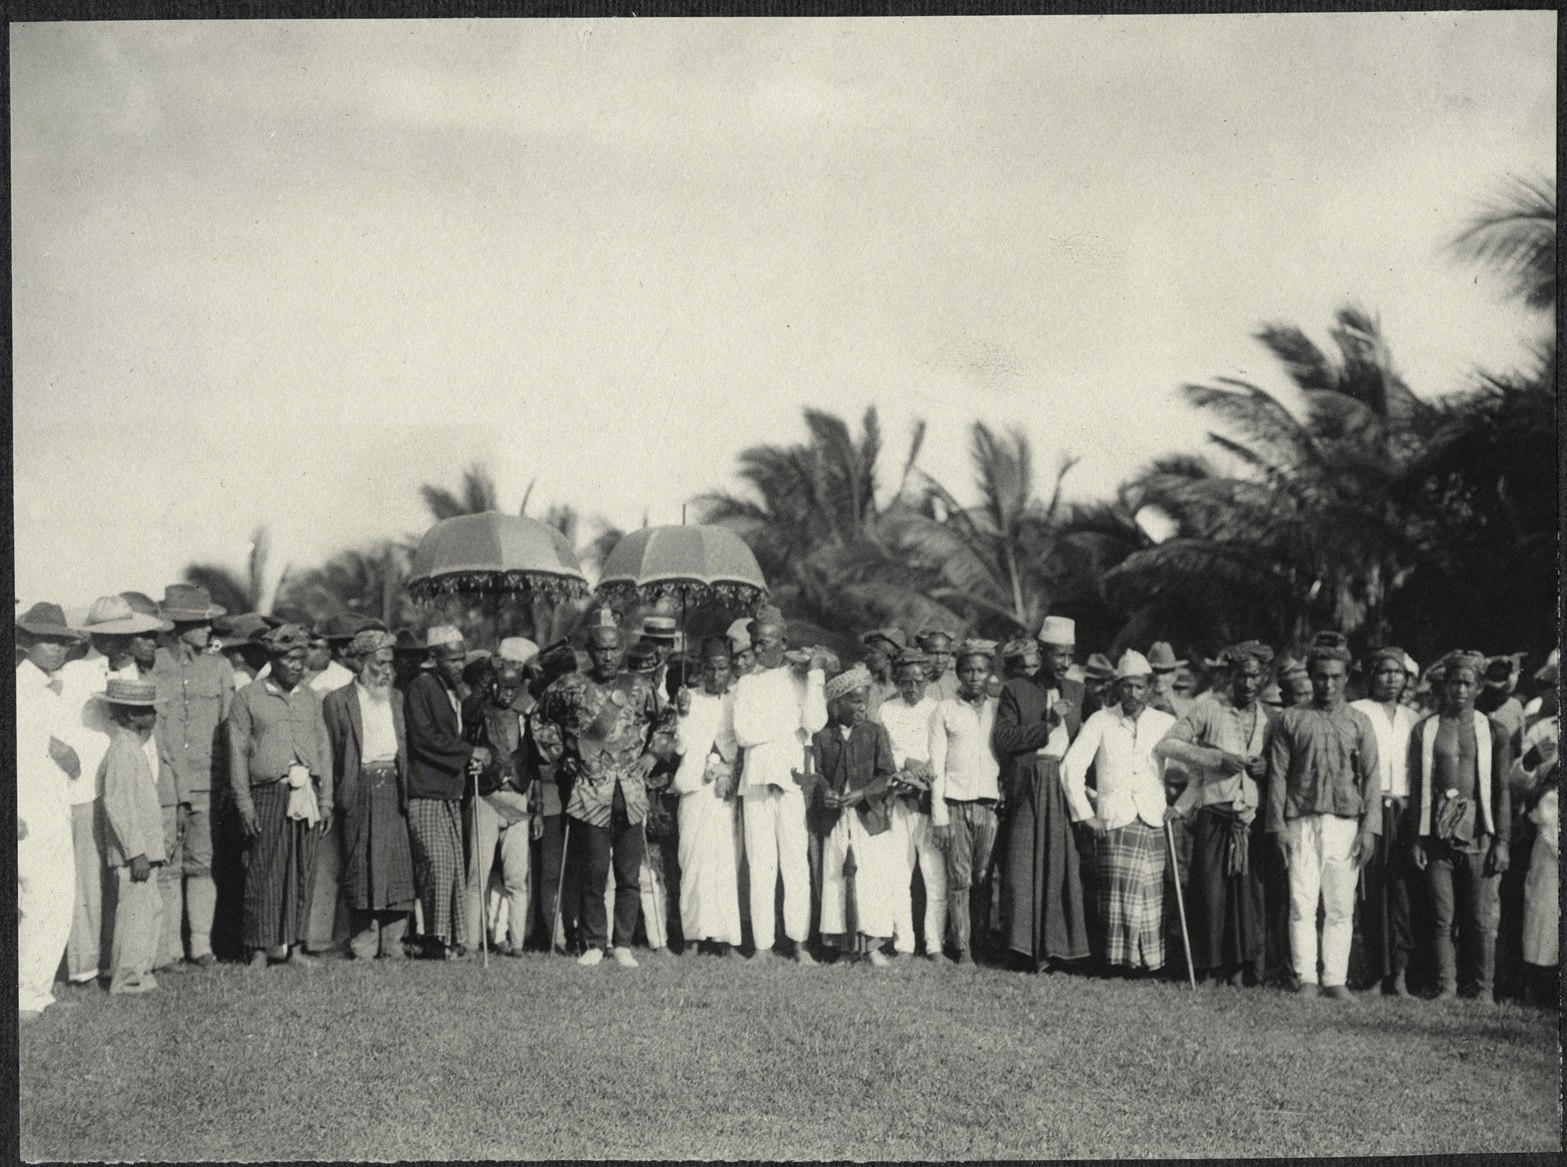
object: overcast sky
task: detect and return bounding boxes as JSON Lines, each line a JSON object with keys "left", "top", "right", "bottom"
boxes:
{"left": 11, "top": 12, "right": 1554, "bottom": 609}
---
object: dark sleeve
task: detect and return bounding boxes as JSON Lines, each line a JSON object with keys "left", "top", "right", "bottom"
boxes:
{"left": 992, "top": 684, "right": 1055, "bottom": 757}
{"left": 407, "top": 677, "right": 472, "bottom": 775}
{"left": 323, "top": 696, "right": 351, "bottom": 812}
{"left": 1405, "top": 726, "right": 1425, "bottom": 840}
{"left": 1264, "top": 715, "right": 1291, "bottom": 835}
{"left": 863, "top": 724, "right": 897, "bottom": 803}
{"left": 313, "top": 698, "right": 334, "bottom": 812}
{"left": 1491, "top": 718, "right": 1513, "bottom": 846}
{"left": 227, "top": 689, "right": 255, "bottom": 818}
{"left": 802, "top": 731, "right": 827, "bottom": 805}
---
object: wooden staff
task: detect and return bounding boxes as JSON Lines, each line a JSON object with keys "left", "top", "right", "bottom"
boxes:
{"left": 471, "top": 761, "right": 488, "bottom": 968}
{"left": 552, "top": 817, "right": 572, "bottom": 956}
{"left": 1165, "top": 817, "right": 1196, "bottom": 991}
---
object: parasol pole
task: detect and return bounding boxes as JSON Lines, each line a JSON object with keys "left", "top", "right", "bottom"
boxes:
{"left": 473, "top": 761, "right": 489, "bottom": 968}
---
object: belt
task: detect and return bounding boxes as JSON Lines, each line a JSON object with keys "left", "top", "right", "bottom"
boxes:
{"left": 945, "top": 797, "right": 998, "bottom": 808}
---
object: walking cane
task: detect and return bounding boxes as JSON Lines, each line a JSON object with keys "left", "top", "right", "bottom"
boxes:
{"left": 1164, "top": 817, "right": 1196, "bottom": 991}
{"left": 471, "top": 761, "right": 489, "bottom": 969}
{"left": 641, "top": 816, "right": 666, "bottom": 952}
{"left": 551, "top": 817, "right": 572, "bottom": 956}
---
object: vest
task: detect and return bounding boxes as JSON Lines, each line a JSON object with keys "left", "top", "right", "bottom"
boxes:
{"left": 1417, "top": 711, "right": 1494, "bottom": 838}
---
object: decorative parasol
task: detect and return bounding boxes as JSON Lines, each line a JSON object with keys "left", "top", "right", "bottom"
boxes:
{"left": 406, "top": 512, "right": 589, "bottom": 605}
{"left": 594, "top": 524, "right": 767, "bottom": 611}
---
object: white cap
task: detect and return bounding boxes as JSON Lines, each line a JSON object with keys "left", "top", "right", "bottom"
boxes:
{"left": 1114, "top": 649, "right": 1153, "bottom": 680}
{"left": 1037, "top": 615, "right": 1076, "bottom": 646}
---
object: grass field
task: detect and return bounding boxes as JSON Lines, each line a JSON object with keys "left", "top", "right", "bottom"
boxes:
{"left": 18, "top": 950, "right": 1561, "bottom": 1162}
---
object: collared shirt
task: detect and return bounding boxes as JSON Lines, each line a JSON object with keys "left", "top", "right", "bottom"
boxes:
{"left": 58, "top": 649, "right": 143, "bottom": 806}
{"left": 152, "top": 645, "right": 235, "bottom": 799}
{"left": 1063, "top": 705, "right": 1176, "bottom": 830}
{"left": 928, "top": 693, "right": 1000, "bottom": 825}
{"left": 531, "top": 670, "right": 673, "bottom": 829}
{"left": 16, "top": 659, "right": 77, "bottom": 828}
{"left": 876, "top": 696, "right": 938, "bottom": 768}
{"left": 732, "top": 665, "right": 828, "bottom": 793}
{"left": 864, "top": 677, "right": 899, "bottom": 724}
{"left": 1161, "top": 694, "right": 1273, "bottom": 823}
{"left": 226, "top": 677, "right": 333, "bottom": 817}
{"left": 356, "top": 682, "right": 399, "bottom": 765}
{"left": 1265, "top": 701, "right": 1381, "bottom": 836}
{"left": 1350, "top": 698, "right": 1417, "bottom": 799}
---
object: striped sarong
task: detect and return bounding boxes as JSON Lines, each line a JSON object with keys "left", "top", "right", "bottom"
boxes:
{"left": 407, "top": 798, "right": 468, "bottom": 946}
{"left": 241, "top": 779, "right": 321, "bottom": 951}
{"left": 1096, "top": 819, "right": 1166, "bottom": 970}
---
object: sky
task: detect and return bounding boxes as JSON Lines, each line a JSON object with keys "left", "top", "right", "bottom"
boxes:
{"left": 10, "top": 12, "right": 1555, "bottom": 608}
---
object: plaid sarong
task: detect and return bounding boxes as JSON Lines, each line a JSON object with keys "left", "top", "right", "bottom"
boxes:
{"left": 407, "top": 798, "right": 468, "bottom": 946}
{"left": 1096, "top": 819, "right": 1166, "bottom": 970}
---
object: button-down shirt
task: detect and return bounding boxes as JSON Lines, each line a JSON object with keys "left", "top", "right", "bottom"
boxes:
{"left": 1350, "top": 698, "right": 1417, "bottom": 799}
{"left": 1265, "top": 701, "right": 1381, "bottom": 836}
{"left": 1160, "top": 694, "right": 1274, "bottom": 823}
{"left": 1063, "top": 704, "right": 1176, "bottom": 830}
{"left": 876, "top": 696, "right": 937, "bottom": 768}
{"left": 153, "top": 645, "right": 235, "bottom": 801}
{"left": 356, "top": 682, "right": 399, "bottom": 765}
{"left": 732, "top": 665, "right": 828, "bottom": 794}
{"left": 226, "top": 678, "right": 333, "bottom": 819}
{"left": 531, "top": 670, "right": 673, "bottom": 828}
{"left": 927, "top": 694, "right": 1000, "bottom": 825}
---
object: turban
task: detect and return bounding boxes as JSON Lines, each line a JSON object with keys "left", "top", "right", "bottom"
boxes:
{"left": 955, "top": 638, "right": 997, "bottom": 663}
{"left": 824, "top": 664, "right": 873, "bottom": 702}
{"left": 350, "top": 629, "right": 397, "bottom": 657}
{"left": 261, "top": 623, "right": 310, "bottom": 655}
{"left": 1363, "top": 645, "right": 1407, "bottom": 673}
{"left": 1002, "top": 638, "right": 1039, "bottom": 662}
{"left": 1440, "top": 650, "right": 1487, "bottom": 679}
{"left": 1306, "top": 631, "right": 1352, "bottom": 667}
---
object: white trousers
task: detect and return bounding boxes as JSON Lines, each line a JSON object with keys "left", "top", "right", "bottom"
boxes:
{"left": 741, "top": 786, "right": 811, "bottom": 950}
{"left": 468, "top": 799, "right": 532, "bottom": 951}
{"left": 889, "top": 801, "right": 948, "bottom": 955}
{"left": 19, "top": 818, "right": 74, "bottom": 1013}
{"left": 1285, "top": 813, "right": 1359, "bottom": 987}
{"left": 819, "top": 809, "right": 898, "bottom": 941}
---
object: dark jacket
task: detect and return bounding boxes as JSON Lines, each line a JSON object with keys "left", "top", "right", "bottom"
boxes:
{"left": 462, "top": 692, "right": 532, "bottom": 798}
{"left": 323, "top": 682, "right": 408, "bottom": 815}
{"left": 807, "top": 720, "right": 897, "bottom": 837}
{"left": 992, "top": 673, "right": 1088, "bottom": 804}
{"left": 404, "top": 672, "right": 472, "bottom": 801}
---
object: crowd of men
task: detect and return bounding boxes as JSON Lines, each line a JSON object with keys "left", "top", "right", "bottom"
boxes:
{"left": 15, "top": 584, "right": 1561, "bottom": 1022}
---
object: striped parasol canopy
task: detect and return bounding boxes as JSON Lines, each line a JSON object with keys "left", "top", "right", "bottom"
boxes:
{"left": 406, "top": 512, "right": 589, "bottom": 605}
{"left": 595, "top": 524, "right": 767, "bottom": 612}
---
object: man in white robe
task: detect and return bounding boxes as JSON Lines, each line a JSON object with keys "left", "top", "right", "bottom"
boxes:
{"left": 672, "top": 638, "right": 742, "bottom": 952}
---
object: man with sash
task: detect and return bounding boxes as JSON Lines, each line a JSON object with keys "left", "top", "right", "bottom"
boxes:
{"left": 1408, "top": 650, "right": 1513, "bottom": 1002}
{"left": 992, "top": 615, "right": 1091, "bottom": 971}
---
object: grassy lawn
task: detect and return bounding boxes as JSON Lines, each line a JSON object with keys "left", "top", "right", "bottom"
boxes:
{"left": 19, "top": 951, "right": 1560, "bottom": 1161}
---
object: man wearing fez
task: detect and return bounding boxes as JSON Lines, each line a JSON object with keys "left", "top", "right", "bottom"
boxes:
{"left": 1158, "top": 642, "right": 1275, "bottom": 986}
{"left": 462, "top": 638, "right": 540, "bottom": 958}
{"left": 918, "top": 629, "right": 961, "bottom": 704}
{"left": 151, "top": 583, "right": 236, "bottom": 970}
{"left": 993, "top": 615, "right": 1092, "bottom": 971}
{"left": 17, "top": 602, "right": 90, "bottom": 1018}
{"left": 1408, "top": 651, "right": 1513, "bottom": 1002}
{"left": 1347, "top": 647, "right": 1420, "bottom": 995}
{"left": 726, "top": 619, "right": 759, "bottom": 679}
{"left": 323, "top": 630, "right": 417, "bottom": 961}
{"left": 929, "top": 640, "right": 1003, "bottom": 965}
{"left": 860, "top": 627, "right": 907, "bottom": 721}
{"left": 405, "top": 625, "right": 489, "bottom": 960}
{"left": 732, "top": 608, "right": 831, "bottom": 964}
{"left": 97, "top": 678, "right": 168, "bottom": 994}
{"left": 227, "top": 624, "right": 334, "bottom": 968}
{"left": 57, "top": 596, "right": 170, "bottom": 987}
{"left": 532, "top": 609, "right": 674, "bottom": 968}
{"left": 1264, "top": 634, "right": 1381, "bottom": 999}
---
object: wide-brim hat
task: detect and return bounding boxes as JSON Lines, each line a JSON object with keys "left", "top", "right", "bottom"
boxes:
{"left": 17, "top": 602, "right": 87, "bottom": 642}
{"left": 393, "top": 628, "right": 423, "bottom": 653}
{"left": 639, "top": 615, "right": 678, "bottom": 642}
{"left": 1146, "top": 641, "right": 1186, "bottom": 670}
{"left": 1084, "top": 652, "right": 1116, "bottom": 682}
{"left": 83, "top": 595, "right": 171, "bottom": 636}
{"left": 861, "top": 626, "right": 909, "bottom": 653}
{"left": 321, "top": 613, "right": 369, "bottom": 643}
{"left": 100, "top": 677, "right": 160, "bottom": 707}
{"left": 160, "top": 584, "right": 226, "bottom": 622}
{"left": 213, "top": 613, "right": 272, "bottom": 646}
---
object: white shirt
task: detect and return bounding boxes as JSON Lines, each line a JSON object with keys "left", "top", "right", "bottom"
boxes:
{"left": 672, "top": 690, "right": 738, "bottom": 796}
{"left": 58, "top": 650, "right": 142, "bottom": 806}
{"left": 1037, "top": 686, "right": 1071, "bottom": 759}
{"left": 732, "top": 665, "right": 827, "bottom": 793}
{"left": 356, "top": 682, "right": 399, "bottom": 765}
{"left": 1062, "top": 704, "right": 1176, "bottom": 830}
{"left": 16, "top": 659, "right": 77, "bottom": 829}
{"left": 1350, "top": 698, "right": 1417, "bottom": 799}
{"left": 876, "top": 696, "right": 937, "bottom": 768}
{"left": 928, "top": 694, "right": 1000, "bottom": 825}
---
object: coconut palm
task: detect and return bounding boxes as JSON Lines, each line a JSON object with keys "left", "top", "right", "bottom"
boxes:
{"left": 1448, "top": 174, "right": 1555, "bottom": 311}
{"left": 183, "top": 526, "right": 286, "bottom": 617}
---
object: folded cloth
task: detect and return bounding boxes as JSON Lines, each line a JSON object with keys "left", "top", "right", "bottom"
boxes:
{"left": 286, "top": 764, "right": 321, "bottom": 826}
{"left": 705, "top": 752, "right": 735, "bottom": 799}
{"left": 1433, "top": 791, "right": 1475, "bottom": 845}
{"left": 1224, "top": 811, "right": 1250, "bottom": 878}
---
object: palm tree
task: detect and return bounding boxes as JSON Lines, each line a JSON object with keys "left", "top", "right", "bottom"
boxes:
{"left": 1104, "top": 307, "right": 1438, "bottom": 653}
{"left": 1448, "top": 174, "right": 1555, "bottom": 311}
{"left": 183, "top": 526, "right": 287, "bottom": 616}
{"left": 280, "top": 540, "right": 418, "bottom": 630}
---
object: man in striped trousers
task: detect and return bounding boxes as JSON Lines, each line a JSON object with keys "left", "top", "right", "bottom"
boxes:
{"left": 227, "top": 624, "right": 335, "bottom": 969}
